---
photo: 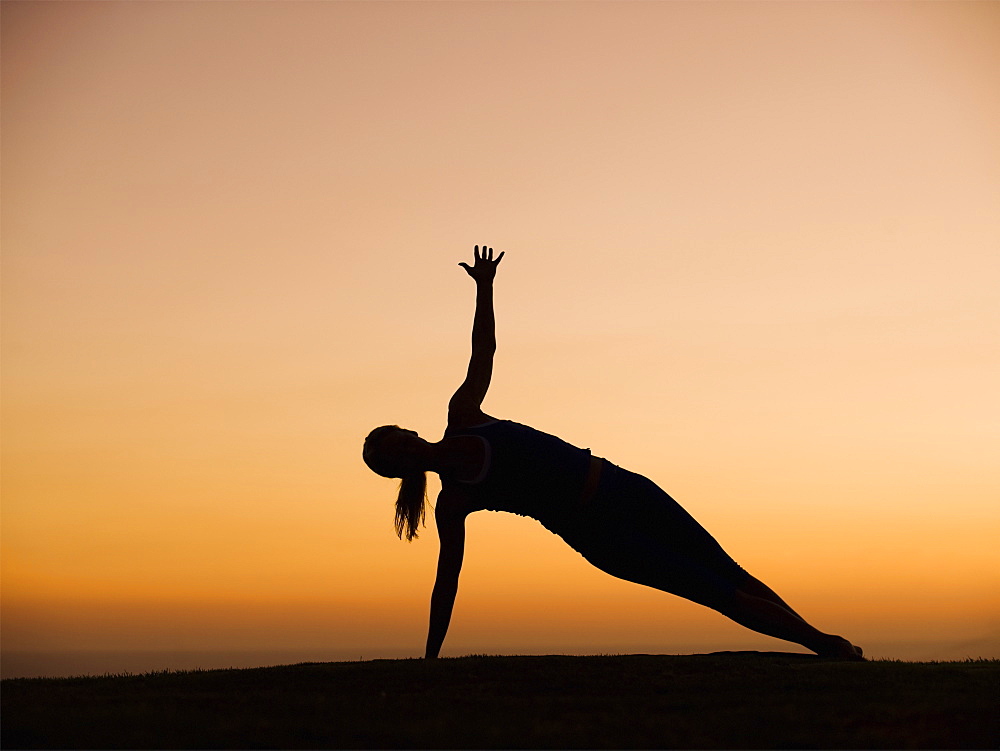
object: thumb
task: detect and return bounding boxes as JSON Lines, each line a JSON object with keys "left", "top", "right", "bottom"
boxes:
{"left": 458, "top": 263, "right": 470, "bottom": 270}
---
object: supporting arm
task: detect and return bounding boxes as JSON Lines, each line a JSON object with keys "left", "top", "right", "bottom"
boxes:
{"left": 425, "top": 491, "right": 467, "bottom": 658}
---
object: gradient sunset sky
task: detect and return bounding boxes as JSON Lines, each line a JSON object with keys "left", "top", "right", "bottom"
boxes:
{"left": 3, "top": 1, "right": 998, "bottom": 673}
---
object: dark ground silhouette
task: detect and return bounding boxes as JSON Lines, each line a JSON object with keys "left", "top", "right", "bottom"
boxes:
{"left": 3, "top": 653, "right": 996, "bottom": 748}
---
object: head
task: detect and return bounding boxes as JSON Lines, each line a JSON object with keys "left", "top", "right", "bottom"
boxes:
{"left": 363, "top": 425, "right": 428, "bottom": 542}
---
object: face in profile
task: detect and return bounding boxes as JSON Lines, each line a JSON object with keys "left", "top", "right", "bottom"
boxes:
{"left": 363, "top": 426, "right": 426, "bottom": 478}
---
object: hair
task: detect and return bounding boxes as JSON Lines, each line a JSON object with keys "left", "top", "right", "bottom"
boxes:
{"left": 395, "top": 472, "right": 427, "bottom": 542}
{"left": 363, "top": 425, "right": 427, "bottom": 542}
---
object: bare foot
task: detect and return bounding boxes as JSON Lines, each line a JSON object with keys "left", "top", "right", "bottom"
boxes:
{"left": 819, "top": 636, "right": 865, "bottom": 660}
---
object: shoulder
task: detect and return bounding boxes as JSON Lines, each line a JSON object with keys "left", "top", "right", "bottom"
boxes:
{"left": 446, "top": 408, "right": 499, "bottom": 433}
{"left": 436, "top": 482, "right": 473, "bottom": 523}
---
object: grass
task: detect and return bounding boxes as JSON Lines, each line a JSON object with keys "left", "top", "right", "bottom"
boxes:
{"left": 2, "top": 652, "right": 997, "bottom": 749}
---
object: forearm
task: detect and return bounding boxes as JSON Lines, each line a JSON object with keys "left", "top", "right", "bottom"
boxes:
{"left": 471, "top": 281, "right": 496, "bottom": 353}
{"left": 425, "top": 579, "right": 459, "bottom": 659}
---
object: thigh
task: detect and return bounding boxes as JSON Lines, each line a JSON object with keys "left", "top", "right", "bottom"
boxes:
{"left": 572, "top": 464, "right": 750, "bottom": 610}
{"left": 580, "top": 524, "right": 746, "bottom": 611}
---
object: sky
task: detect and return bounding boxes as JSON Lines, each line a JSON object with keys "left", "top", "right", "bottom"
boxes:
{"left": 2, "top": 1, "right": 999, "bottom": 677}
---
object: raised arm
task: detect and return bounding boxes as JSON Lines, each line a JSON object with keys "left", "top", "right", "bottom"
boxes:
{"left": 448, "top": 245, "right": 504, "bottom": 428}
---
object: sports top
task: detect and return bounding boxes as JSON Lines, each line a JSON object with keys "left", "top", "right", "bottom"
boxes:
{"left": 443, "top": 419, "right": 591, "bottom": 535}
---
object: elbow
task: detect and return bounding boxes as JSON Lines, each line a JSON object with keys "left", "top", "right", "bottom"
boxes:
{"left": 432, "top": 571, "right": 461, "bottom": 599}
{"left": 472, "top": 337, "right": 496, "bottom": 354}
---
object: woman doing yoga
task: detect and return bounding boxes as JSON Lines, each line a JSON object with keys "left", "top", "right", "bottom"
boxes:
{"left": 363, "top": 246, "right": 864, "bottom": 661}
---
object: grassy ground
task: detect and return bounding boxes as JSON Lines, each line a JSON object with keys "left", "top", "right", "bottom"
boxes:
{"left": 2, "top": 652, "right": 997, "bottom": 749}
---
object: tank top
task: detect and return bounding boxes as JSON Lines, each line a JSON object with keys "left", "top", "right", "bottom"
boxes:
{"left": 443, "top": 419, "right": 592, "bottom": 536}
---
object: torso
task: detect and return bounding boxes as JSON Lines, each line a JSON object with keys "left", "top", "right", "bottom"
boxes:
{"left": 441, "top": 435, "right": 488, "bottom": 483}
{"left": 439, "top": 417, "right": 593, "bottom": 531}
{"left": 438, "top": 412, "right": 497, "bottom": 515}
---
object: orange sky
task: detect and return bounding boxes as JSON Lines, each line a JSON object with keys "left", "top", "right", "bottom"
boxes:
{"left": 3, "top": 1, "right": 998, "bottom": 674}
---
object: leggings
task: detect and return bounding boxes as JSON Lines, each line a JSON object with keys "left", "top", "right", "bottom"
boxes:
{"left": 559, "top": 460, "right": 750, "bottom": 612}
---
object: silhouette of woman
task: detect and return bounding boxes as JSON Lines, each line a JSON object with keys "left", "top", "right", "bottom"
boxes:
{"left": 364, "top": 246, "right": 864, "bottom": 661}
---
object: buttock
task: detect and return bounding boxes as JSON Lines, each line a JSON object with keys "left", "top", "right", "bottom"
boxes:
{"left": 573, "top": 461, "right": 713, "bottom": 545}
{"left": 559, "top": 461, "right": 750, "bottom": 611}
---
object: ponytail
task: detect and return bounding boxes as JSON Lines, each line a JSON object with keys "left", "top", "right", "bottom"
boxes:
{"left": 395, "top": 472, "right": 427, "bottom": 542}
{"left": 363, "top": 425, "right": 427, "bottom": 541}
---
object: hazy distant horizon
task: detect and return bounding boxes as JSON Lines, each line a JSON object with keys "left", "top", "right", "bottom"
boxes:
{"left": 5, "top": 635, "right": 998, "bottom": 680}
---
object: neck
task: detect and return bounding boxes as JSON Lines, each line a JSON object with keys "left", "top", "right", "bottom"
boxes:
{"left": 424, "top": 437, "right": 478, "bottom": 479}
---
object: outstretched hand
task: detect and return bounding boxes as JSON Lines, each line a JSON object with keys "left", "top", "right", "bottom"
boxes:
{"left": 459, "top": 245, "right": 505, "bottom": 283}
